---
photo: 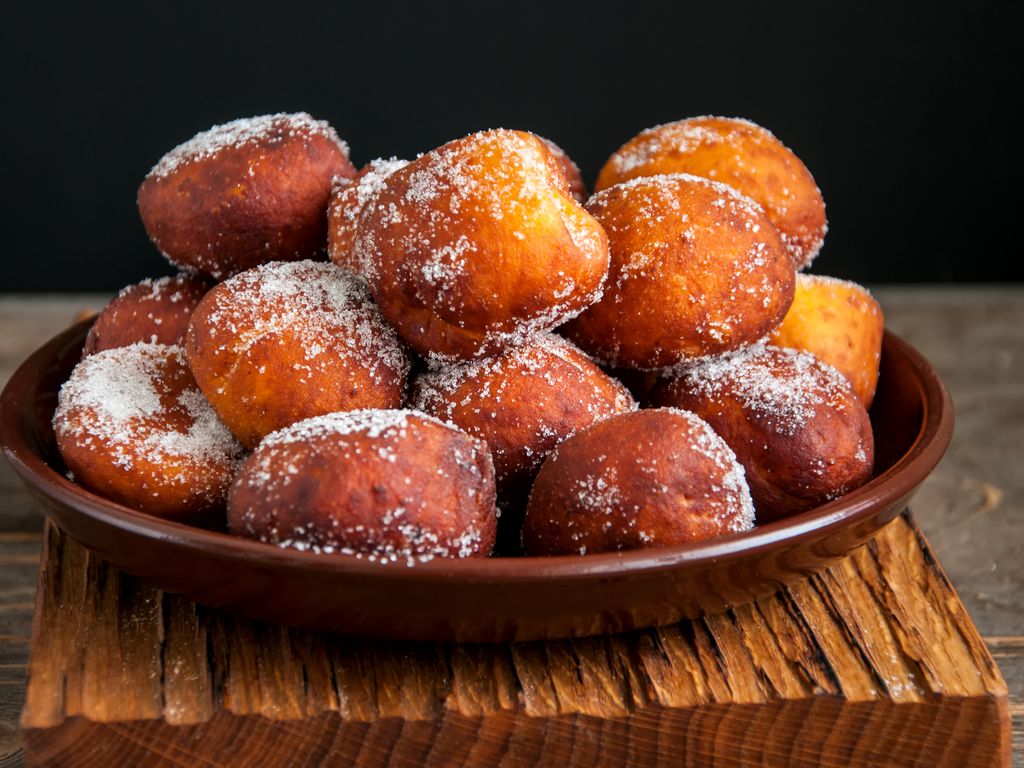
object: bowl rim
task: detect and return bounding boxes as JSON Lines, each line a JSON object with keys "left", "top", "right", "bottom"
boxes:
{"left": 1, "top": 320, "right": 954, "bottom": 585}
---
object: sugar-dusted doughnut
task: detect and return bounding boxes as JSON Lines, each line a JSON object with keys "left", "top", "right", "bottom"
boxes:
{"left": 355, "top": 129, "right": 609, "bottom": 361}
{"left": 768, "top": 274, "right": 884, "bottom": 407}
{"left": 562, "top": 173, "right": 795, "bottom": 368}
{"left": 596, "top": 117, "right": 827, "bottom": 268}
{"left": 328, "top": 157, "right": 409, "bottom": 275}
{"left": 523, "top": 408, "right": 754, "bottom": 555}
{"left": 53, "top": 343, "right": 244, "bottom": 520}
{"left": 138, "top": 112, "right": 355, "bottom": 279}
{"left": 410, "top": 333, "right": 635, "bottom": 495}
{"left": 83, "top": 274, "right": 209, "bottom": 356}
{"left": 228, "top": 409, "right": 497, "bottom": 563}
{"left": 651, "top": 344, "right": 874, "bottom": 521}
{"left": 185, "top": 260, "right": 410, "bottom": 448}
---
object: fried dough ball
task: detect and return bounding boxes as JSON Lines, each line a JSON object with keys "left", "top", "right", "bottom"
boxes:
{"left": 596, "top": 117, "right": 827, "bottom": 268}
{"left": 185, "top": 260, "right": 410, "bottom": 449}
{"left": 138, "top": 113, "right": 355, "bottom": 279}
{"left": 410, "top": 333, "right": 635, "bottom": 495}
{"left": 228, "top": 410, "right": 497, "bottom": 563}
{"left": 328, "top": 157, "right": 409, "bottom": 275}
{"left": 83, "top": 274, "right": 209, "bottom": 356}
{"left": 538, "top": 137, "right": 587, "bottom": 203}
{"left": 355, "top": 129, "right": 609, "bottom": 362}
{"left": 768, "top": 274, "right": 884, "bottom": 407}
{"left": 523, "top": 408, "right": 754, "bottom": 555}
{"left": 562, "top": 173, "right": 795, "bottom": 368}
{"left": 53, "top": 343, "right": 244, "bottom": 521}
{"left": 651, "top": 344, "right": 874, "bottom": 522}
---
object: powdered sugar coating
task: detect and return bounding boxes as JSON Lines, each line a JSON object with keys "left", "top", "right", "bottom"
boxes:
{"left": 767, "top": 272, "right": 883, "bottom": 407}
{"left": 84, "top": 274, "right": 209, "bottom": 356}
{"left": 53, "top": 343, "right": 244, "bottom": 514}
{"left": 664, "top": 407, "right": 756, "bottom": 532}
{"left": 425, "top": 298, "right": 608, "bottom": 367}
{"left": 669, "top": 343, "right": 852, "bottom": 437}
{"left": 328, "top": 157, "right": 410, "bottom": 274}
{"left": 339, "top": 158, "right": 409, "bottom": 218}
{"left": 259, "top": 408, "right": 440, "bottom": 448}
{"left": 186, "top": 260, "right": 411, "bottom": 447}
{"left": 551, "top": 406, "right": 754, "bottom": 532}
{"left": 654, "top": 343, "right": 875, "bottom": 520}
{"left": 229, "top": 409, "right": 497, "bottom": 566}
{"left": 138, "top": 112, "right": 355, "bottom": 280}
{"left": 196, "top": 260, "right": 409, "bottom": 389}
{"left": 565, "top": 172, "right": 794, "bottom": 368}
{"left": 596, "top": 115, "right": 827, "bottom": 268}
{"left": 603, "top": 116, "right": 765, "bottom": 178}
{"left": 355, "top": 129, "right": 609, "bottom": 361}
{"left": 796, "top": 272, "right": 875, "bottom": 296}
{"left": 411, "top": 333, "right": 635, "bottom": 488}
{"left": 523, "top": 407, "right": 755, "bottom": 555}
{"left": 148, "top": 113, "right": 349, "bottom": 180}
{"left": 589, "top": 171, "right": 769, "bottom": 226}
{"left": 121, "top": 275, "right": 202, "bottom": 303}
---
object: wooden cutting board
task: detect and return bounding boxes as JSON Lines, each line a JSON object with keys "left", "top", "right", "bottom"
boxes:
{"left": 19, "top": 512, "right": 1010, "bottom": 767}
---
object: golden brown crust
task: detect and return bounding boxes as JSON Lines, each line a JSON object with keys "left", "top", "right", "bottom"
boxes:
{"left": 523, "top": 408, "right": 754, "bottom": 555}
{"left": 409, "top": 333, "right": 635, "bottom": 495}
{"left": 562, "top": 173, "right": 795, "bottom": 368}
{"left": 768, "top": 274, "right": 884, "bottom": 407}
{"left": 138, "top": 113, "right": 355, "bottom": 280}
{"left": 327, "top": 158, "right": 409, "bottom": 275}
{"left": 53, "top": 343, "right": 244, "bottom": 521}
{"left": 595, "top": 116, "right": 827, "bottom": 269}
{"left": 185, "top": 261, "right": 409, "bottom": 449}
{"left": 651, "top": 344, "right": 874, "bottom": 522}
{"left": 83, "top": 274, "right": 209, "bottom": 356}
{"left": 228, "top": 410, "right": 497, "bottom": 562}
{"left": 355, "top": 129, "right": 609, "bottom": 362}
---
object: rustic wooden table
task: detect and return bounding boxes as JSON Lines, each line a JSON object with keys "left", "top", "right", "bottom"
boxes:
{"left": 0, "top": 288, "right": 1021, "bottom": 766}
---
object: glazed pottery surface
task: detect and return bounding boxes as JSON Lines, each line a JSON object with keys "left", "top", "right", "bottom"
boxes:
{"left": 0, "top": 321, "right": 953, "bottom": 641}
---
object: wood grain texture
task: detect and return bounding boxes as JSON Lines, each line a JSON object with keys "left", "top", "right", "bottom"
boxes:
{"left": 18, "top": 515, "right": 1009, "bottom": 767}
{"left": 1, "top": 289, "right": 1022, "bottom": 766}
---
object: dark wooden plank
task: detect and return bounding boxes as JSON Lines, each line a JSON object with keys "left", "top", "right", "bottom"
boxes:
{"left": 17, "top": 516, "right": 1011, "bottom": 767}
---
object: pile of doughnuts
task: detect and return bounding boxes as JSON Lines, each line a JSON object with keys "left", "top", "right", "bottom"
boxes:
{"left": 54, "top": 111, "right": 884, "bottom": 564}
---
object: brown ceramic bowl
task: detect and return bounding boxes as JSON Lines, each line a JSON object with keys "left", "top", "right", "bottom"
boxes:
{"left": 0, "top": 320, "right": 953, "bottom": 642}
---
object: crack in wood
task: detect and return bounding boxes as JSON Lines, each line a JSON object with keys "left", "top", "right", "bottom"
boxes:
{"left": 776, "top": 586, "right": 845, "bottom": 697}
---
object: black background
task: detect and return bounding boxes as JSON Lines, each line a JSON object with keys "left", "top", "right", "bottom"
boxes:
{"left": 2, "top": 1, "right": 1018, "bottom": 291}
